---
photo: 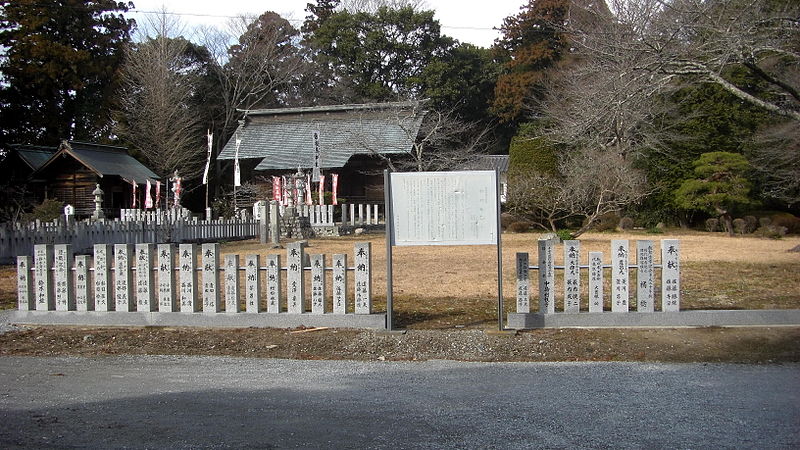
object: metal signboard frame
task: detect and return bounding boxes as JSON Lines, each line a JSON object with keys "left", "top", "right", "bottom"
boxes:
{"left": 384, "top": 170, "right": 505, "bottom": 330}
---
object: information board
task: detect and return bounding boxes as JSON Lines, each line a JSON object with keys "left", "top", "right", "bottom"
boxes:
{"left": 389, "top": 171, "right": 498, "bottom": 246}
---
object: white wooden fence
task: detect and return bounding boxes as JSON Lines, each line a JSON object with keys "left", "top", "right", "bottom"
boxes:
{"left": 515, "top": 239, "right": 680, "bottom": 314}
{"left": 17, "top": 242, "right": 373, "bottom": 318}
{"left": 0, "top": 217, "right": 259, "bottom": 264}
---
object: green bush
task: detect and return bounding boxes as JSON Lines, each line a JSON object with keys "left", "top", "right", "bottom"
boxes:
{"left": 556, "top": 229, "right": 574, "bottom": 241}
{"left": 21, "top": 198, "right": 63, "bottom": 223}
{"left": 508, "top": 135, "right": 558, "bottom": 176}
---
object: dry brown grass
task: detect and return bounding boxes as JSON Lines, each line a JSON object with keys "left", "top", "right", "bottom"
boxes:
{"left": 1, "top": 230, "right": 798, "bottom": 329}
{"left": 216, "top": 230, "right": 800, "bottom": 328}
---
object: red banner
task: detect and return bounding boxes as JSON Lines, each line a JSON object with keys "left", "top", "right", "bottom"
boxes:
{"left": 332, "top": 174, "right": 338, "bottom": 205}
{"left": 272, "top": 176, "right": 281, "bottom": 202}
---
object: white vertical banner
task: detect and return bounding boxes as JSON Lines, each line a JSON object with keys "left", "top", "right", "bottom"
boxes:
{"left": 202, "top": 131, "right": 213, "bottom": 185}
{"left": 144, "top": 180, "right": 153, "bottom": 209}
{"left": 233, "top": 138, "right": 242, "bottom": 187}
{"left": 131, "top": 180, "right": 137, "bottom": 208}
{"left": 312, "top": 129, "right": 321, "bottom": 182}
{"left": 318, "top": 175, "right": 325, "bottom": 205}
{"left": 155, "top": 181, "right": 161, "bottom": 209}
{"left": 305, "top": 174, "right": 312, "bottom": 205}
{"left": 332, "top": 173, "right": 339, "bottom": 205}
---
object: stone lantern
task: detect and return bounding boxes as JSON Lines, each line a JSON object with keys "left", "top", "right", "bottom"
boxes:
{"left": 92, "top": 184, "right": 105, "bottom": 220}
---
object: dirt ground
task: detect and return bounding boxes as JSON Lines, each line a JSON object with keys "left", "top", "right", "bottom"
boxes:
{"left": 0, "top": 230, "right": 798, "bottom": 363}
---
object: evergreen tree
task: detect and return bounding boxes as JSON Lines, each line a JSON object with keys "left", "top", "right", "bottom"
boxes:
{"left": 0, "top": 0, "right": 133, "bottom": 146}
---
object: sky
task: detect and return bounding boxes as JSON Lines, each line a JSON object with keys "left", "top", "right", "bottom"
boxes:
{"left": 126, "top": 0, "right": 525, "bottom": 48}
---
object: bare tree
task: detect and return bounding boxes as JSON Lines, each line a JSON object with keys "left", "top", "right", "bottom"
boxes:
{"left": 339, "top": 0, "right": 430, "bottom": 13}
{"left": 116, "top": 11, "right": 205, "bottom": 179}
{"left": 508, "top": 149, "right": 649, "bottom": 237}
{"left": 750, "top": 121, "right": 800, "bottom": 206}
{"left": 571, "top": 0, "right": 800, "bottom": 121}
{"left": 342, "top": 102, "right": 495, "bottom": 172}
{"left": 200, "top": 13, "right": 306, "bottom": 145}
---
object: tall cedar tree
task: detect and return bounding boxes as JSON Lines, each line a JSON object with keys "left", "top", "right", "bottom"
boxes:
{"left": 0, "top": 0, "right": 133, "bottom": 147}
{"left": 491, "top": 0, "right": 570, "bottom": 124}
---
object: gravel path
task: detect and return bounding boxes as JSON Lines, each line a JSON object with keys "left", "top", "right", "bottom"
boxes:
{"left": 0, "top": 356, "right": 798, "bottom": 448}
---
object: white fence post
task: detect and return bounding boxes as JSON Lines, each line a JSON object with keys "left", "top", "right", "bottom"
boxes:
{"left": 202, "top": 243, "right": 221, "bottom": 313}
{"left": 136, "top": 243, "right": 156, "bottom": 312}
{"left": 311, "top": 254, "right": 325, "bottom": 314}
{"left": 114, "top": 244, "right": 134, "bottom": 312}
{"left": 158, "top": 244, "right": 177, "bottom": 312}
{"left": 245, "top": 254, "right": 261, "bottom": 313}
{"left": 179, "top": 244, "right": 198, "bottom": 313}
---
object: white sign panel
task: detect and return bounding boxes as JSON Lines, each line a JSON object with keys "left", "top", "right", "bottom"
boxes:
{"left": 390, "top": 171, "right": 498, "bottom": 246}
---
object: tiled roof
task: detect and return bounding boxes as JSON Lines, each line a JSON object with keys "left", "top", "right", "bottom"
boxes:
{"left": 38, "top": 141, "right": 159, "bottom": 183}
{"left": 9, "top": 145, "right": 56, "bottom": 170}
{"left": 219, "top": 101, "right": 426, "bottom": 170}
{"left": 459, "top": 155, "right": 510, "bottom": 173}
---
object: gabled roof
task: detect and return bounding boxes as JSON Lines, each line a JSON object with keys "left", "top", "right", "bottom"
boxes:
{"left": 7, "top": 145, "right": 56, "bottom": 171}
{"left": 37, "top": 141, "right": 159, "bottom": 182}
{"left": 459, "top": 155, "right": 510, "bottom": 173}
{"left": 218, "top": 101, "right": 426, "bottom": 171}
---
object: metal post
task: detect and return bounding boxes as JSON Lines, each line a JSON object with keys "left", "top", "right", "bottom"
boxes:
{"left": 383, "top": 169, "right": 394, "bottom": 331}
{"left": 496, "top": 169, "right": 504, "bottom": 331}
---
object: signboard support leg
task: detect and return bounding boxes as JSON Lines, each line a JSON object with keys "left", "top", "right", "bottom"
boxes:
{"left": 496, "top": 169, "right": 504, "bottom": 331}
{"left": 384, "top": 169, "right": 394, "bottom": 331}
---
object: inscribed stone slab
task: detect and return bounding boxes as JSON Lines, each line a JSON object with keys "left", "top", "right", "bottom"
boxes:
{"left": 661, "top": 239, "right": 681, "bottom": 312}
{"left": 537, "top": 240, "right": 555, "bottom": 314}
{"left": 135, "top": 244, "right": 156, "bottom": 312}
{"left": 224, "top": 254, "right": 240, "bottom": 313}
{"left": 332, "top": 254, "right": 347, "bottom": 314}
{"left": 93, "top": 244, "right": 112, "bottom": 311}
{"left": 311, "top": 254, "right": 325, "bottom": 314}
{"left": 354, "top": 242, "right": 372, "bottom": 314}
{"left": 516, "top": 252, "right": 530, "bottom": 313}
{"left": 588, "top": 252, "right": 603, "bottom": 313}
{"left": 245, "top": 254, "right": 261, "bottom": 313}
{"left": 611, "top": 240, "right": 629, "bottom": 313}
{"left": 636, "top": 240, "right": 655, "bottom": 312}
{"left": 54, "top": 244, "right": 74, "bottom": 311}
{"left": 563, "top": 240, "right": 581, "bottom": 313}
{"left": 157, "top": 244, "right": 176, "bottom": 312}
{"left": 287, "top": 242, "right": 305, "bottom": 314}
{"left": 179, "top": 244, "right": 198, "bottom": 312}
{"left": 202, "top": 243, "right": 221, "bottom": 312}
{"left": 114, "top": 244, "right": 134, "bottom": 312}
{"left": 266, "top": 254, "right": 280, "bottom": 313}
{"left": 75, "top": 255, "right": 93, "bottom": 311}
{"left": 17, "top": 256, "right": 33, "bottom": 311}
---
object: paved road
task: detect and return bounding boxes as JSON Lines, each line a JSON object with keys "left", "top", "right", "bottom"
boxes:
{"left": 0, "top": 356, "right": 798, "bottom": 449}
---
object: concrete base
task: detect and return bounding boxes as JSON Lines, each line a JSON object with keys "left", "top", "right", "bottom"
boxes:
{"left": 10, "top": 311, "right": 387, "bottom": 330}
{"left": 508, "top": 309, "right": 800, "bottom": 329}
